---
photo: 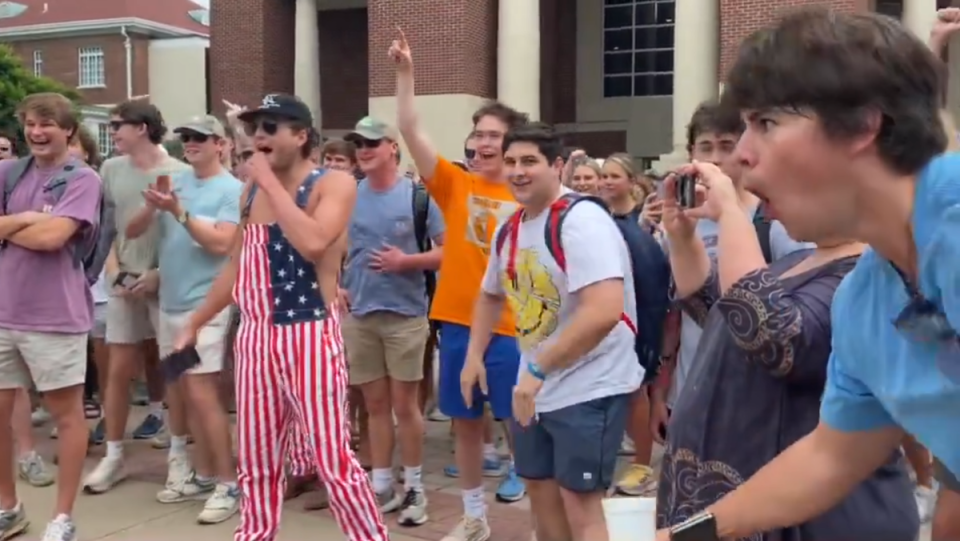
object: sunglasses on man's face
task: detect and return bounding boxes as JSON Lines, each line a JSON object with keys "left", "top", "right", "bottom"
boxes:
{"left": 243, "top": 118, "right": 280, "bottom": 137}
{"left": 0, "top": 147, "right": 10, "bottom": 152}
{"left": 109, "top": 120, "right": 139, "bottom": 132}
{"left": 179, "top": 132, "right": 211, "bottom": 144}
{"left": 353, "top": 138, "right": 383, "bottom": 149}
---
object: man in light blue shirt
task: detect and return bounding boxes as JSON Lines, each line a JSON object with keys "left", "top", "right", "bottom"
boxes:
{"left": 652, "top": 9, "right": 960, "bottom": 541}
{"left": 107, "top": 115, "right": 243, "bottom": 525}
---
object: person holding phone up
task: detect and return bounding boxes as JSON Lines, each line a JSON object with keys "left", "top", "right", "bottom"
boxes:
{"left": 654, "top": 162, "right": 916, "bottom": 541}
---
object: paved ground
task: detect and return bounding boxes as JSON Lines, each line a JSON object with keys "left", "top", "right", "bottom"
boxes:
{"left": 19, "top": 408, "right": 932, "bottom": 540}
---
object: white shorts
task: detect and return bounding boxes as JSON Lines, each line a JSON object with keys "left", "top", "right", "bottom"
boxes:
{"left": 106, "top": 295, "right": 159, "bottom": 345}
{"left": 0, "top": 329, "right": 87, "bottom": 392}
{"left": 157, "top": 309, "right": 231, "bottom": 375}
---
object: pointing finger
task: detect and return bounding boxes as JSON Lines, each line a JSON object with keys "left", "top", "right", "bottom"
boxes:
{"left": 396, "top": 26, "right": 408, "bottom": 45}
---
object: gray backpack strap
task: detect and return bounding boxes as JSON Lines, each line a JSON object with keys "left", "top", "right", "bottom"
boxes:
{"left": 42, "top": 158, "right": 91, "bottom": 267}
{"left": 3, "top": 157, "right": 34, "bottom": 214}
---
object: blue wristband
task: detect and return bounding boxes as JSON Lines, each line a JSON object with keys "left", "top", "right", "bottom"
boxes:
{"left": 527, "top": 362, "right": 547, "bottom": 381}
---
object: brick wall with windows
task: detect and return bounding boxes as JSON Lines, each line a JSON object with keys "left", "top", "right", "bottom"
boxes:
{"left": 9, "top": 33, "right": 150, "bottom": 105}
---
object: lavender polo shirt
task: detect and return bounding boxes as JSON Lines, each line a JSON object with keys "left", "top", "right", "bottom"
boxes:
{"left": 0, "top": 158, "right": 102, "bottom": 333}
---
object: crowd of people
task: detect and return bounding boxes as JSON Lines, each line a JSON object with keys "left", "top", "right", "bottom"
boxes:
{"left": 0, "top": 5, "right": 959, "bottom": 541}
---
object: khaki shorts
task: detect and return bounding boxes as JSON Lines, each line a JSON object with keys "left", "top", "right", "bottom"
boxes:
{"left": 342, "top": 312, "right": 429, "bottom": 385}
{"left": 157, "top": 309, "right": 230, "bottom": 375}
{"left": 0, "top": 329, "right": 87, "bottom": 392}
{"left": 106, "top": 294, "right": 159, "bottom": 345}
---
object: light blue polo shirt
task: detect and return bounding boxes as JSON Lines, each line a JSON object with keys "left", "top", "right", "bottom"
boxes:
{"left": 822, "top": 152, "right": 960, "bottom": 478}
{"left": 158, "top": 169, "right": 243, "bottom": 313}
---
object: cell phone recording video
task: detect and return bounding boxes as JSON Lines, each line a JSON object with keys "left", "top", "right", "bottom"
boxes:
{"left": 676, "top": 174, "right": 697, "bottom": 209}
{"left": 114, "top": 271, "right": 140, "bottom": 289}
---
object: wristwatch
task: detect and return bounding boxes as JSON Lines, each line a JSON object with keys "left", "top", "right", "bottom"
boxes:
{"left": 670, "top": 512, "right": 719, "bottom": 541}
{"left": 176, "top": 209, "right": 190, "bottom": 225}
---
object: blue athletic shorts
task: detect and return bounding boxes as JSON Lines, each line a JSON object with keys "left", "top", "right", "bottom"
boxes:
{"left": 437, "top": 322, "right": 519, "bottom": 420}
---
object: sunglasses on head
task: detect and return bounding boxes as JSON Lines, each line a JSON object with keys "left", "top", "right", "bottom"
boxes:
{"left": 179, "top": 132, "right": 210, "bottom": 144}
{"left": 891, "top": 265, "right": 960, "bottom": 382}
{"left": 464, "top": 148, "right": 476, "bottom": 160}
{"left": 353, "top": 138, "right": 383, "bottom": 149}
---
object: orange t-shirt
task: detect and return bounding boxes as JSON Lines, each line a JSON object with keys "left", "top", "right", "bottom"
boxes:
{"left": 424, "top": 157, "right": 518, "bottom": 336}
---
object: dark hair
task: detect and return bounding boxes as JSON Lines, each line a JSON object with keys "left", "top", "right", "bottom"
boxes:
{"left": 73, "top": 125, "right": 103, "bottom": 170}
{"left": 109, "top": 100, "right": 167, "bottom": 144}
{"left": 472, "top": 101, "right": 529, "bottom": 130}
{"left": 723, "top": 7, "right": 945, "bottom": 175}
{"left": 686, "top": 100, "right": 744, "bottom": 150}
{"left": 502, "top": 122, "right": 563, "bottom": 163}
{"left": 322, "top": 138, "right": 357, "bottom": 164}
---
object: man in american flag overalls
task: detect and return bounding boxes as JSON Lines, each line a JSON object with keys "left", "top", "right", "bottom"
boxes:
{"left": 175, "top": 94, "right": 388, "bottom": 541}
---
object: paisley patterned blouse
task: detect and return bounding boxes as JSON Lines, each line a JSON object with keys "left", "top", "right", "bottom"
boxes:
{"left": 656, "top": 249, "right": 918, "bottom": 541}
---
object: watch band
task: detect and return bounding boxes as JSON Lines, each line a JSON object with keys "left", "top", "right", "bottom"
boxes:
{"left": 526, "top": 362, "right": 547, "bottom": 381}
{"left": 177, "top": 209, "right": 190, "bottom": 224}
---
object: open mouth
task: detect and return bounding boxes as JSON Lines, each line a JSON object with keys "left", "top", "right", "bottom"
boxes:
{"left": 256, "top": 144, "right": 273, "bottom": 155}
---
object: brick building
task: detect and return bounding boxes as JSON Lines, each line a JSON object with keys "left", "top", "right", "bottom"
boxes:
{"left": 0, "top": 0, "right": 211, "bottom": 149}
{"left": 209, "top": 0, "right": 946, "bottom": 166}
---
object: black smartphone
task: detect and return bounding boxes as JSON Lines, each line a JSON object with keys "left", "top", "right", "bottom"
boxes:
{"left": 676, "top": 174, "right": 697, "bottom": 209}
{"left": 671, "top": 513, "right": 720, "bottom": 541}
{"left": 161, "top": 346, "right": 202, "bottom": 382}
{"left": 114, "top": 271, "right": 140, "bottom": 289}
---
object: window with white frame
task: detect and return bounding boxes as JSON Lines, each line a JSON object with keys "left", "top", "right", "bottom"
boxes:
{"left": 32, "top": 50, "right": 42, "bottom": 77}
{"left": 96, "top": 123, "right": 111, "bottom": 155}
{"left": 78, "top": 46, "right": 105, "bottom": 88}
{"left": 602, "top": 0, "right": 675, "bottom": 98}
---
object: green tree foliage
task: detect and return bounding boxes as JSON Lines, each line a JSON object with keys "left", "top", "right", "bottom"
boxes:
{"left": 0, "top": 43, "right": 82, "bottom": 155}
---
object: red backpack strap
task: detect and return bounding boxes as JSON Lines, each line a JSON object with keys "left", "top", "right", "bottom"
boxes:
{"left": 543, "top": 193, "right": 608, "bottom": 272}
{"left": 496, "top": 208, "right": 525, "bottom": 283}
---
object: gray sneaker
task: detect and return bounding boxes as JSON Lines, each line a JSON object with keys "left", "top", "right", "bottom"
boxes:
{"left": 0, "top": 502, "right": 28, "bottom": 540}
{"left": 376, "top": 486, "right": 403, "bottom": 514}
{"left": 397, "top": 488, "right": 428, "bottom": 526}
{"left": 40, "top": 515, "right": 76, "bottom": 541}
{"left": 18, "top": 452, "right": 55, "bottom": 487}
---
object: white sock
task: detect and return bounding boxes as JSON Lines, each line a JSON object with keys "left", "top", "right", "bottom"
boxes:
{"left": 462, "top": 486, "right": 486, "bottom": 519}
{"left": 149, "top": 402, "right": 164, "bottom": 419}
{"left": 106, "top": 441, "right": 123, "bottom": 460}
{"left": 403, "top": 465, "right": 422, "bottom": 492}
{"left": 169, "top": 435, "right": 188, "bottom": 458}
{"left": 482, "top": 443, "right": 499, "bottom": 462}
{"left": 371, "top": 468, "right": 393, "bottom": 493}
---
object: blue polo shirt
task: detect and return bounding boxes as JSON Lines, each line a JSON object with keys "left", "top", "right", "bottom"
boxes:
{"left": 822, "top": 152, "right": 960, "bottom": 478}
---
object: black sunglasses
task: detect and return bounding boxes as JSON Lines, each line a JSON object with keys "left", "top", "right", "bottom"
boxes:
{"left": 179, "top": 132, "right": 210, "bottom": 144}
{"left": 891, "top": 265, "right": 960, "bottom": 382}
{"left": 243, "top": 118, "right": 280, "bottom": 137}
{"left": 464, "top": 148, "right": 476, "bottom": 160}
{"left": 109, "top": 120, "right": 140, "bottom": 131}
{"left": 0, "top": 146, "right": 10, "bottom": 152}
{"left": 352, "top": 138, "right": 383, "bottom": 149}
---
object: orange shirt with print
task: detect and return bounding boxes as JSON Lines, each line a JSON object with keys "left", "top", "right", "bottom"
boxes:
{"left": 424, "top": 157, "right": 517, "bottom": 337}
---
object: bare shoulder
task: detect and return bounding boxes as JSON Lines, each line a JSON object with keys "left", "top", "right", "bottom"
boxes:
{"left": 308, "top": 168, "right": 356, "bottom": 205}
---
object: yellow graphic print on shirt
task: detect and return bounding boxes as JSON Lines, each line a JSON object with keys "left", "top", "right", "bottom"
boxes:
{"left": 503, "top": 247, "right": 561, "bottom": 351}
{"left": 466, "top": 195, "right": 518, "bottom": 254}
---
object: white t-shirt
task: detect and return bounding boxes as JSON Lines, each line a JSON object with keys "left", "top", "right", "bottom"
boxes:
{"left": 90, "top": 269, "right": 108, "bottom": 305}
{"left": 481, "top": 194, "right": 642, "bottom": 413}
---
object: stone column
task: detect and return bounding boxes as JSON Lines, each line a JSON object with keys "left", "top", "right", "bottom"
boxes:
{"left": 497, "top": 0, "right": 541, "bottom": 120}
{"left": 653, "top": 0, "right": 718, "bottom": 172}
{"left": 294, "top": 0, "right": 321, "bottom": 130}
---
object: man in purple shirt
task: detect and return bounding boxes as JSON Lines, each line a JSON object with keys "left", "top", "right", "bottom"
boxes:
{"left": 0, "top": 92, "right": 102, "bottom": 541}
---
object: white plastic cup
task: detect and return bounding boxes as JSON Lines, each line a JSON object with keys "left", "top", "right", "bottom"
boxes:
{"left": 603, "top": 496, "right": 657, "bottom": 541}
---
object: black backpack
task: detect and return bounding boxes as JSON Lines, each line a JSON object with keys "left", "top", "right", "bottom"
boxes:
{"left": 412, "top": 181, "right": 436, "bottom": 302}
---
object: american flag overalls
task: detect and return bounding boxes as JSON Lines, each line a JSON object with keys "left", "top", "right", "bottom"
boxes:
{"left": 232, "top": 170, "right": 388, "bottom": 541}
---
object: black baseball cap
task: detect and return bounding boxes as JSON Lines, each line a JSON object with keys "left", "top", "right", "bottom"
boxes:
{"left": 237, "top": 93, "right": 313, "bottom": 125}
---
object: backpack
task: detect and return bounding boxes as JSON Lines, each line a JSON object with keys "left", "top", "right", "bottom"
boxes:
{"left": 411, "top": 181, "right": 436, "bottom": 302}
{"left": 1, "top": 156, "right": 106, "bottom": 283}
{"left": 493, "top": 193, "right": 642, "bottom": 352}
{"left": 753, "top": 203, "right": 773, "bottom": 264}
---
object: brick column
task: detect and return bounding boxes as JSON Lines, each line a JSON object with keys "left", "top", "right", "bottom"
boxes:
{"left": 209, "top": 0, "right": 296, "bottom": 116}
{"left": 367, "top": 0, "right": 497, "bottom": 165}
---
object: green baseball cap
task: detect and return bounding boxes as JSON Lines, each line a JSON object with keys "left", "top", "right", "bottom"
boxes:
{"left": 345, "top": 116, "right": 399, "bottom": 142}
{"left": 173, "top": 115, "right": 226, "bottom": 138}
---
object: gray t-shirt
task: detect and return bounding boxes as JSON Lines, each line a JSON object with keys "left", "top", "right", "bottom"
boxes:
{"left": 343, "top": 177, "right": 444, "bottom": 317}
{"left": 668, "top": 207, "right": 812, "bottom": 407}
{"left": 101, "top": 155, "right": 190, "bottom": 273}
{"left": 482, "top": 196, "right": 643, "bottom": 413}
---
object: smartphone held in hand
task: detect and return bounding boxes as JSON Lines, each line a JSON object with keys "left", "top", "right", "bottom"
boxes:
{"left": 676, "top": 174, "right": 697, "bottom": 209}
{"left": 161, "top": 346, "right": 202, "bottom": 382}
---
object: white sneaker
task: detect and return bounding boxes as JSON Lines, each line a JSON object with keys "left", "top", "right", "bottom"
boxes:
{"left": 151, "top": 426, "right": 171, "bottom": 449}
{"left": 441, "top": 515, "right": 491, "bottom": 541}
{"left": 40, "top": 514, "right": 77, "bottom": 541}
{"left": 31, "top": 408, "right": 52, "bottom": 427}
{"left": 82, "top": 457, "right": 126, "bottom": 494}
{"left": 196, "top": 483, "right": 240, "bottom": 524}
{"left": 156, "top": 456, "right": 212, "bottom": 503}
{"left": 397, "top": 489, "right": 429, "bottom": 526}
{"left": 915, "top": 485, "right": 937, "bottom": 523}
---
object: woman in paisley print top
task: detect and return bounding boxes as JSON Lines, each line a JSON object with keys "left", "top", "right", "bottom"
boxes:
{"left": 654, "top": 162, "right": 918, "bottom": 541}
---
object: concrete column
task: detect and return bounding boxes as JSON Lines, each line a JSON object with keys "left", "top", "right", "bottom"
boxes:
{"left": 294, "top": 0, "right": 321, "bottom": 129}
{"left": 653, "top": 0, "right": 718, "bottom": 171}
{"left": 497, "top": 0, "right": 540, "bottom": 120}
{"left": 903, "top": 0, "right": 938, "bottom": 43}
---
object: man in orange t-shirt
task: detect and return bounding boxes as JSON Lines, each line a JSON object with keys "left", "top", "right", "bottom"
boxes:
{"left": 391, "top": 30, "right": 528, "bottom": 541}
